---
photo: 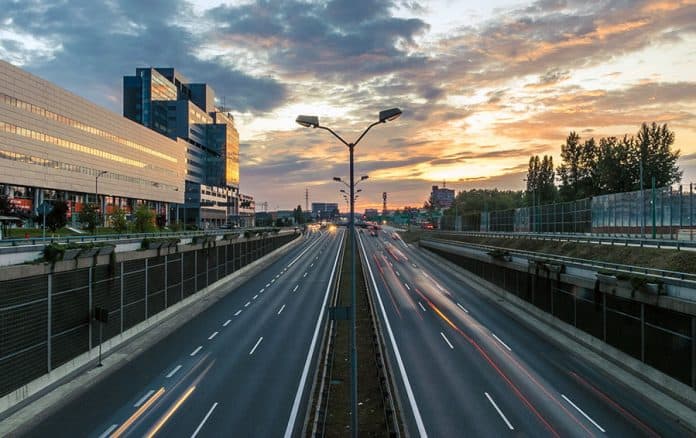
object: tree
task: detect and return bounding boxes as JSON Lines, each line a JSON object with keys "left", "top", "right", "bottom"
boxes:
{"left": 557, "top": 132, "right": 598, "bottom": 201}
{"left": 0, "top": 195, "right": 13, "bottom": 216}
{"left": 595, "top": 135, "right": 635, "bottom": 194}
{"left": 110, "top": 207, "right": 128, "bottom": 233}
{"left": 45, "top": 200, "right": 68, "bottom": 232}
{"left": 635, "top": 122, "right": 681, "bottom": 189}
{"left": 134, "top": 204, "right": 155, "bottom": 233}
{"left": 79, "top": 203, "right": 100, "bottom": 234}
{"left": 293, "top": 205, "right": 305, "bottom": 224}
{"left": 526, "top": 154, "right": 557, "bottom": 205}
{"left": 155, "top": 213, "right": 167, "bottom": 230}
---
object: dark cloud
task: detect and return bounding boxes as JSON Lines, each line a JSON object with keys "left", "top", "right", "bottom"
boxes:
{"left": 206, "top": 0, "right": 429, "bottom": 82}
{"left": 0, "top": 0, "right": 287, "bottom": 112}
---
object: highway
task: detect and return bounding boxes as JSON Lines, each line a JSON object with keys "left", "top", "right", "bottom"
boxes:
{"left": 21, "top": 228, "right": 344, "bottom": 438}
{"left": 358, "top": 226, "right": 690, "bottom": 437}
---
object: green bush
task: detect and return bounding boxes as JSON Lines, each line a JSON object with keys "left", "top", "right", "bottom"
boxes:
{"left": 42, "top": 243, "right": 65, "bottom": 263}
{"left": 110, "top": 207, "right": 128, "bottom": 233}
{"left": 134, "top": 205, "right": 155, "bottom": 233}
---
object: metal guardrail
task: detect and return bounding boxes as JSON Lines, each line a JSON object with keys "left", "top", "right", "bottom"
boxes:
{"left": 0, "top": 227, "right": 296, "bottom": 248}
{"left": 432, "top": 230, "right": 696, "bottom": 250}
{"left": 424, "top": 237, "right": 696, "bottom": 284}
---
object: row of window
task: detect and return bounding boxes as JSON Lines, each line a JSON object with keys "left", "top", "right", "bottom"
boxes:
{"left": 0, "top": 121, "right": 178, "bottom": 177}
{"left": 0, "top": 148, "right": 180, "bottom": 192}
{"left": 0, "top": 92, "right": 178, "bottom": 163}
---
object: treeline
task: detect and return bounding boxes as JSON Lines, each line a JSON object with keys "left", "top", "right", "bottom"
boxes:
{"left": 445, "top": 121, "right": 682, "bottom": 216}
{"left": 528, "top": 122, "right": 681, "bottom": 204}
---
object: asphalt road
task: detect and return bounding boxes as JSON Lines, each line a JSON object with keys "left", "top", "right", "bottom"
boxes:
{"left": 22, "top": 227, "right": 344, "bottom": 438}
{"left": 358, "top": 226, "right": 690, "bottom": 437}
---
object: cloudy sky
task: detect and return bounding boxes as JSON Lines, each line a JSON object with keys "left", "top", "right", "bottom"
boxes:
{"left": 2, "top": 0, "right": 695, "bottom": 211}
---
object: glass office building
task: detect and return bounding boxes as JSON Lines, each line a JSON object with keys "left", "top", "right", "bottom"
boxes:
{"left": 0, "top": 60, "right": 185, "bottom": 223}
{"left": 123, "top": 68, "right": 241, "bottom": 228}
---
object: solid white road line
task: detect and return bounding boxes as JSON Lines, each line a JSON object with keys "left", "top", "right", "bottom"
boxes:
{"left": 278, "top": 304, "right": 286, "bottom": 315}
{"left": 249, "top": 337, "right": 263, "bottom": 355}
{"left": 234, "top": 310, "right": 242, "bottom": 316}
{"left": 190, "top": 346, "right": 202, "bottom": 356}
{"left": 165, "top": 365, "right": 182, "bottom": 379}
{"left": 284, "top": 230, "right": 343, "bottom": 438}
{"left": 358, "top": 234, "right": 428, "bottom": 437}
{"left": 292, "top": 285, "right": 299, "bottom": 292}
{"left": 404, "top": 283, "right": 411, "bottom": 290}
{"left": 98, "top": 424, "right": 118, "bottom": 438}
{"left": 134, "top": 389, "right": 155, "bottom": 407}
{"left": 440, "top": 332, "right": 454, "bottom": 350}
{"left": 485, "top": 392, "right": 514, "bottom": 430}
{"left": 244, "top": 301, "right": 251, "bottom": 307}
{"left": 190, "top": 402, "right": 218, "bottom": 438}
{"left": 456, "top": 302, "right": 469, "bottom": 313}
{"left": 223, "top": 319, "right": 231, "bottom": 327}
{"left": 418, "top": 302, "right": 426, "bottom": 312}
{"left": 253, "top": 294, "right": 258, "bottom": 300}
{"left": 208, "top": 331, "right": 218, "bottom": 340}
{"left": 491, "top": 333, "right": 512, "bottom": 351}
{"left": 562, "top": 394, "right": 606, "bottom": 433}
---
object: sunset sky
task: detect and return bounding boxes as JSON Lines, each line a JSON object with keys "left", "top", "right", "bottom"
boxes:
{"left": 2, "top": 0, "right": 695, "bottom": 211}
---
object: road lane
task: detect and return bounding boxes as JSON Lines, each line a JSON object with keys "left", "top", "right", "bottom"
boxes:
{"left": 359, "top": 228, "right": 689, "bottom": 437}
{"left": 23, "top": 228, "right": 344, "bottom": 438}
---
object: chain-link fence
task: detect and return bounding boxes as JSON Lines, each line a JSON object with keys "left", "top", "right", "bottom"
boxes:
{"left": 0, "top": 233, "right": 297, "bottom": 397}
{"left": 443, "top": 183, "right": 696, "bottom": 239}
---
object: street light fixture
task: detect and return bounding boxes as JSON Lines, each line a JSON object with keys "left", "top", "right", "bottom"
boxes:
{"left": 297, "top": 108, "right": 401, "bottom": 437}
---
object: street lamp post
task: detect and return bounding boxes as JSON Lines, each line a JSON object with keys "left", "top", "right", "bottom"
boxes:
{"left": 297, "top": 108, "right": 401, "bottom": 437}
{"left": 95, "top": 171, "right": 107, "bottom": 229}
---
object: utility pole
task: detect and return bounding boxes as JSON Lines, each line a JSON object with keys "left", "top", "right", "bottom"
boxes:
{"left": 305, "top": 187, "right": 309, "bottom": 212}
{"left": 382, "top": 192, "right": 387, "bottom": 216}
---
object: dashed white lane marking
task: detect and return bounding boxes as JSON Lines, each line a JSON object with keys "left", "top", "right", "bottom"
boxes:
{"left": 440, "top": 332, "right": 454, "bottom": 350}
{"left": 223, "top": 319, "right": 231, "bottom": 327}
{"left": 418, "top": 302, "right": 426, "bottom": 312}
{"left": 404, "top": 283, "right": 411, "bottom": 290}
{"left": 456, "top": 303, "right": 469, "bottom": 313}
{"left": 191, "top": 402, "right": 219, "bottom": 438}
{"left": 244, "top": 301, "right": 251, "bottom": 307}
{"left": 234, "top": 310, "right": 242, "bottom": 316}
{"left": 491, "top": 333, "right": 512, "bottom": 351}
{"left": 278, "top": 304, "right": 286, "bottom": 315}
{"left": 98, "top": 424, "right": 118, "bottom": 438}
{"left": 249, "top": 337, "right": 263, "bottom": 355}
{"left": 253, "top": 294, "right": 258, "bottom": 300}
{"left": 310, "top": 263, "right": 314, "bottom": 267}
{"left": 166, "top": 365, "right": 182, "bottom": 379}
{"left": 266, "top": 283, "right": 271, "bottom": 288}
{"left": 260, "top": 288, "right": 265, "bottom": 293}
{"left": 293, "top": 285, "right": 299, "bottom": 292}
{"left": 395, "top": 271, "right": 400, "bottom": 277}
{"left": 271, "top": 278, "right": 275, "bottom": 283}
{"left": 485, "top": 392, "right": 514, "bottom": 430}
{"left": 562, "top": 394, "right": 606, "bottom": 433}
{"left": 190, "top": 346, "right": 202, "bottom": 356}
{"left": 134, "top": 389, "right": 155, "bottom": 407}
{"left": 303, "top": 272, "right": 308, "bottom": 278}
{"left": 208, "top": 331, "right": 218, "bottom": 340}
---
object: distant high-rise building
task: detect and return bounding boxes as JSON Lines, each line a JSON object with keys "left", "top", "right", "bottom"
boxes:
{"left": 123, "top": 68, "right": 240, "bottom": 227}
{"left": 430, "top": 185, "right": 455, "bottom": 209}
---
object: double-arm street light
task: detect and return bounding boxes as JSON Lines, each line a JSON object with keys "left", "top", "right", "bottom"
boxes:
{"left": 296, "top": 107, "right": 402, "bottom": 437}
